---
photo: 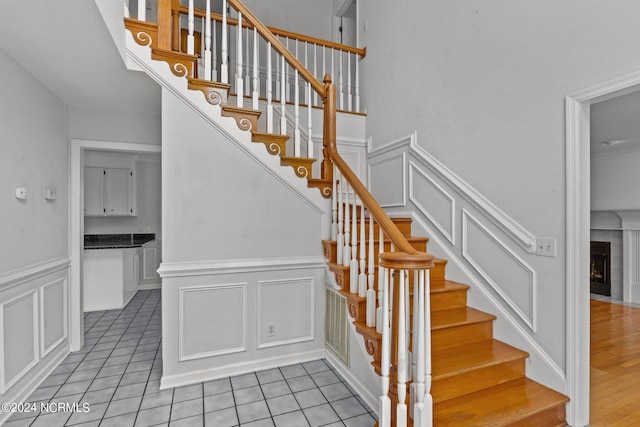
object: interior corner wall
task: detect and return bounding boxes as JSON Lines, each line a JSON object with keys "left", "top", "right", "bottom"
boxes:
{"left": 0, "top": 47, "right": 69, "bottom": 273}
{"left": 358, "top": 1, "right": 640, "bottom": 381}
{"left": 591, "top": 149, "right": 640, "bottom": 211}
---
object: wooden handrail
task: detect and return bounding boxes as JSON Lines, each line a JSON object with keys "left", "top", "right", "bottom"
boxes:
{"left": 176, "top": 5, "right": 366, "bottom": 58}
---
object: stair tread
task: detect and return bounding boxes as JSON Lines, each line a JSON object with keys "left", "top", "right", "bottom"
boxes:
{"left": 432, "top": 339, "right": 528, "bottom": 380}
{"left": 251, "top": 131, "right": 289, "bottom": 141}
{"left": 221, "top": 105, "right": 262, "bottom": 115}
{"left": 188, "top": 78, "right": 231, "bottom": 90}
{"left": 431, "top": 307, "right": 496, "bottom": 330}
{"left": 434, "top": 378, "right": 569, "bottom": 426}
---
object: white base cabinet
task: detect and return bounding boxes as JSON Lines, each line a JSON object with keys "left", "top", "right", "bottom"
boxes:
{"left": 83, "top": 248, "right": 140, "bottom": 311}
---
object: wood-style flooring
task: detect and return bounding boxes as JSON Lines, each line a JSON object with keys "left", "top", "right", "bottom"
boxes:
{"left": 591, "top": 298, "right": 640, "bottom": 426}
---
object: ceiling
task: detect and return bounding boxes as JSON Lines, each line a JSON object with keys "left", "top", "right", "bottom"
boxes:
{"left": 591, "top": 89, "right": 640, "bottom": 156}
{"left": 0, "top": 0, "right": 160, "bottom": 116}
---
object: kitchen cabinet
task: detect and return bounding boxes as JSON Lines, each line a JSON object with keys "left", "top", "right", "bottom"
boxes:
{"left": 83, "top": 247, "right": 141, "bottom": 311}
{"left": 84, "top": 167, "right": 136, "bottom": 216}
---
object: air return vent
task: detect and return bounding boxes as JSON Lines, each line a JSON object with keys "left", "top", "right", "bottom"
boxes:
{"left": 325, "top": 286, "right": 349, "bottom": 365}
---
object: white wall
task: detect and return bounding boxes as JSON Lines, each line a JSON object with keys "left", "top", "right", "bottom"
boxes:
{"left": 242, "top": 0, "right": 334, "bottom": 40}
{"left": 359, "top": 0, "right": 640, "bottom": 404}
{"left": 159, "top": 88, "right": 327, "bottom": 385}
{"left": 69, "top": 107, "right": 161, "bottom": 145}
{"left": 591, "top": 149, "right": 640, "bottom": 211}
{"left": 0, "top": 47, "right": 70, "bottom": 423}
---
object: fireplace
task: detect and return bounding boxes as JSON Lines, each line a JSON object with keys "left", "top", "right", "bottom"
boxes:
{"left": 591, "top": 241, "right": 611, "bottom": 296}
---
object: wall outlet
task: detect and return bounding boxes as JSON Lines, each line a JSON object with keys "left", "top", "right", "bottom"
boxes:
{"left": 536, "top": 237, "right": 557, "bottom": 257}
{"left": 266, "top": 323, "right": 276, "bottom": 337}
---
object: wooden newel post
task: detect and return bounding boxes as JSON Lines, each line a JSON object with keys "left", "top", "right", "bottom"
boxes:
{"left": 322, "top": 74, "right": 336, "bottom": 184}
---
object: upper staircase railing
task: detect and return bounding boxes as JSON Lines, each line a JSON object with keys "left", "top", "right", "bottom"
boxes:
{"left": 125, "top": 1, "right": 434, "bottom": 425}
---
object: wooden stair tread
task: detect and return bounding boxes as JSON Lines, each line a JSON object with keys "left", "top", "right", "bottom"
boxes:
{"left": 433, "top": 378, "right": 569, "bottom": 426}
{"left": 188, "top": 78, "right": 231, "bottom": 90}
{"left": 431, "top": 280, "right": 469, "bottom": 294}
{"left": 431, "top": 307, "right": 496, "bottom": 330}
{"left": 432, "top": 339, "right": 528, "bottom": 380}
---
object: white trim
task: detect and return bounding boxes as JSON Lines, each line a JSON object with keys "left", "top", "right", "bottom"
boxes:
{"left": 0, "top": 257, "right": 70, "bottom": 290}
{"left": 160, "top": 348, "right": 326, "bottom": 390}
{"left": 158, "top": 256, "right": 326, "bottom": 278}
{"left": 256, "top": 277, "right": 315, "bottom": 349}
{"left": 39, "top": 278, "right": 68, "bottom": 358}
{"left": 0, "top": 290, "right": 39, "bottom": 394}
{"left": 367, "top": 152, "right": 406, "bottom": 208}
{"left": 409, "top": 137, "right": 536, "bottom": 253}
{"left": 367, "top": 132, "right": 412, "bottom": 158}
{"left": 408, "top": 161, "right": 455, "bottom": 244}
{"left": 402, "top": 211, "right": 566, "bottom": 385}
{"left": 461, "top": 210, "right": 537, "bottom": 332}
{"left": 178, "top": 283, "right": 247, "bottom": 362}
{"left": 564, "top": 71, "right": 640, "bottom": 426}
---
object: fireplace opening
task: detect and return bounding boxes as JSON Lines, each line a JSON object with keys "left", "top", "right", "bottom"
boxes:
{"left": 591, "top": 241, "right": 611, "bottom": 296}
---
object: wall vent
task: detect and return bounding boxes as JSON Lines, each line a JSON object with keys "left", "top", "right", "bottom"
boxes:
{"left": 325, "top": 286, "right": 349, "bottom": 365}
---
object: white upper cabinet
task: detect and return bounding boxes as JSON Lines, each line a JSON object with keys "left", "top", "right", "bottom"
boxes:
{"left": 84, "top": 167, "right": 136, "bottom": 216}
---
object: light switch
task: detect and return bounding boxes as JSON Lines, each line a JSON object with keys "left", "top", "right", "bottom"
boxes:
{"left": 15, "top": 187, "right": 27, "bottom": 200}
{"left": 45, "top": 188, "right": 57, "bottom": 201}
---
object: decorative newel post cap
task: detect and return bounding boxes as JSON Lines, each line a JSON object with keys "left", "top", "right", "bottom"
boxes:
{"left": 323, "top": 74, "right": 332, "bottom": 84}
{"left": 379, "top": 252, "right": 434, "bottom": 270}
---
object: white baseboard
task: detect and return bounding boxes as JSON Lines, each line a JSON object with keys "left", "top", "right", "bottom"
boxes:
{"left": 159, "top": 349, "right": 326, "bottom": 390}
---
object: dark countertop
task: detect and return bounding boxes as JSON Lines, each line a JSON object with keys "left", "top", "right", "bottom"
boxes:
{"left": 84, "top": 233, "right": 155, "bottom": 250}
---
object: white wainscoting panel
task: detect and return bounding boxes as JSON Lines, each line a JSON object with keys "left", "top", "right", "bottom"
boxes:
{"left": 40, "top": 278, "right": 68, "bottom": 358}
{"left": 178, "top": 283, "right": 247, "bottom": 361}
{"left": 368, "top": 152, "right": 406, "bottom": 208}
{"left": 257, "top": 277, "right": 314, "bottom": 349}
{"left": 462, "top": 210, "right": 537, "bottom": 331}
{"left": 1, "top": 290, "right": 39, "bottom": 394}
{"left": 409, "top": 161, "right": 455, "bottom": 244}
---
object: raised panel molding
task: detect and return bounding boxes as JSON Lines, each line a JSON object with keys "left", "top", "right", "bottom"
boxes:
{"left": 40, "top": 278, "right": 68, "bottom": 358}
{"left": 178, "top": 283, "right": 247, "bottom": 361}
{"left": 1, "top": 290, "right": 39, "bottom": 394}
{"left": 367, "top": 152, "right": 406, "bottom": 208}
{"left": 409, "top": 161, "right": 455, "bottom": 244}
{"left": 462, "top": 210, "right": 537, "bottom": 332}
{"left": 256, "top": 277, "right": 314, "bottom": 349}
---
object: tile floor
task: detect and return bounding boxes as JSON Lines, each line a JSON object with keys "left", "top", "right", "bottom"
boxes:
{"left": 4, "top": 290, "right": 376, "bottom": 427}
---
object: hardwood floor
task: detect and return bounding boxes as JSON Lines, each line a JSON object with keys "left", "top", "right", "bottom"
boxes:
{"left": 591, "top": 298, "right": 640, "bottom": 426}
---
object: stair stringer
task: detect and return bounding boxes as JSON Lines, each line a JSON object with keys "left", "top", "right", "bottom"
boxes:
{"left": 394, "top": 211, "right": 567, "bottom": 395}
{"left": 124, "top": 31, "right": 330, "bottom": 217}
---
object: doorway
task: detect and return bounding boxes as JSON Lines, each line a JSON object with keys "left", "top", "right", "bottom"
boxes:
{"left": 69, "top": 139, "right": 161, "bottom": 352}
{"left": 565, "top": 70, "right": 640, "bottom": 426}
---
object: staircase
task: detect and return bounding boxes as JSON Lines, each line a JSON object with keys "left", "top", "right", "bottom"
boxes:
{"left": 124, "top": 0, "right": 569, "bottom": 425}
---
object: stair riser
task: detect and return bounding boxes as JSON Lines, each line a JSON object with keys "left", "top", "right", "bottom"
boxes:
{"left": 431, "top": 289, "right": 467, "bottom": 312}
{"left": 432, "top": 359, "right": 526, "bottom": 403}
{"left": 432, "top": 322, "right": 493, "bottom": 349}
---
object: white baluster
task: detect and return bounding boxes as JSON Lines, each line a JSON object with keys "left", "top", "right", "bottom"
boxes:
{"left": 221, "top": 0, "right": 228, "bottom": 84}
{"left": 266, "top": 43, "right": 274, "bottom": 133}
{"left": 411, "top": 270, "right": 419, "bottom": 415}
{"left": 397, "top": 270, "right": 408, "bottom": 427}
{"left": 280, "top": 54, "right": 286, "bottom": 135}
{"left": 212, "top": 20, "right": 217, "bottom": 81}
{"left": 307, "top": 81, "right": 313, "bottom": 158}
{"left": 245, "top": 27, "right": 250, "bottom": 96}
{"left": 203, "top": 0, "right": 212, "bottom": 81}
{"left": 313, "top": 44, "right": 318, "bottom": 106}
{"left": 275, "top": 36, "right": 281, "bottom": 101}
{"left": 355, "top": 53, "right": 360, "bottom": 112}
{"left": 347, "top": 52, "right": 352, "bottom": 111}
{"left": 343, "top": 182, "right": 351, "bottom": 267}
{"left": 413, "top": 269, "right": 432, "bottom": 427}
{"left": 379, "top": 267, "right": 391, "bottom": 427}
{"left": 336, "top": 168, "right": 344, "bottom": 266}
{"left": 376, "top": 227, "right": 385, "bottom": 334}
{"left": 137, "top": 0, "right": 145, "bottom": 21}
{"left": 294, "top": 43, "right": 301, "bottom": 157}
{"left": 330, "top": 48, "right": 334, "bottom": 90}
{"left": 187, "top": 0, "right": 195, "bottom": 55}
{"left": 322, "top": 46, "right": 326, "bottom": 105}
{"left": 252, "top": 28, "right": 259, "bottom": 110}
{"left": 358, "top": 205, "right": 366, "bottom": 298}
{"left": 366, "top": 215, "right": 376, "bottom": 327}
{"left": 331, "top": 167, "right": 338, "bottom": 240}
{"left": 339, "top": 50, "right": 344, "bottom": 110}
{"left": 236, "top": 12, "right": 244, "bottom": 107}
{"left": 350, "top": 194, "right": 358, "bottom": 294}
{"left": 285, "top": 38, "right": 290, "bottom": 101}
